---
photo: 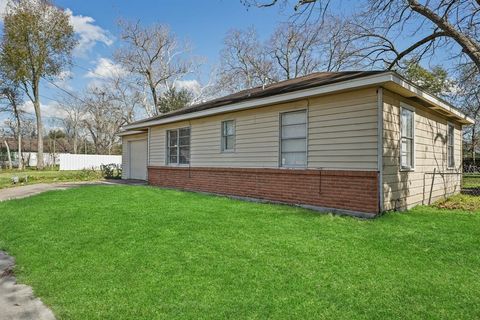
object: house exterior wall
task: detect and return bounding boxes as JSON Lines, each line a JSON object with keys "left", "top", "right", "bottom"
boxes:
{"left": 146, "top": 87, "right": 380, "bottom": 214}
{"left": 121, "top": 133, "right": 148, "bottom": 179}
{"left": 149, "top": 87, "right": 379, "bottom": 170}
{"left": 124, "top": 85, "right": 465, "bottom": 215}
{"left": 382, "top": 89, "right": 463, "bottom": 210}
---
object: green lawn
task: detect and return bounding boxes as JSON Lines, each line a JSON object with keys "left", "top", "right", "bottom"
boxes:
{"left": 0, "top": 168, "right": 103, "bottom": 189}
{"left": 463, "top": 173, "right": 480, "bottom": 189}
{"left": 0, "top": 185, "right": 479, "bottom": 319}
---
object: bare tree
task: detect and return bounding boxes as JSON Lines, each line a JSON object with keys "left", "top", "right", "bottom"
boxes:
{"left": 244, "top": 0, "right": 480, "bottom": 73}
{"left": 81, "top": 84, "right": 133, "bottom": 155}
{"left": 217, "top": 27, "right": 276, "bottom": 93}
{"left": 108, "top": 75, "right": 141, "bottom": 124}
{"left": 59, "top": 97, "right": 85, "bottom": 154}
{"left": 114, "top": 20, "right": 198, "bottom": 117}
{"left": 217, "top": 18, "right": 357, "bottom": 93}
{"left": 458, "top": 67, "right": 480, "bottom": 162}
{"left": 0, "top": 83, "right": 24, "bottom": 169}
{"left": 268, "top": 22, "right": 322, "bottom": 79}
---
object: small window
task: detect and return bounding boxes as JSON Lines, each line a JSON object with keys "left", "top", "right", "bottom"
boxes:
{"left": 280, "top": 110, "right": 307, "bottom": 167}
{"left": 167, "top": 127, "right": 190, "bottom": 165}
{"left": 447, "top": 123, "right": 455, "bottom": 168}
{"left": 221, "top": 120, "right": 235, "bottom": 152}
{"left": 400, "top": 106, "right": 415, "bottom": 170}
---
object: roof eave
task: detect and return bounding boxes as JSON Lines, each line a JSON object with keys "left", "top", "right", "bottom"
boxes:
{"left": 122, "top": 72, "right": 395, "bottom": 130}
{"left": 385, "top": 74, "right": 474, "bottom": 125}
{"left": 117, "top": 129, "right": 148, "bottom": 137}
{"left": 122, "top": 71, "right": 473, "bottom": 130}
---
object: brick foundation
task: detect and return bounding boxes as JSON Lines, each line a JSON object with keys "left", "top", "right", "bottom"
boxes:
{"left": 148, "top": 166, "right": 379, "bottom": 214}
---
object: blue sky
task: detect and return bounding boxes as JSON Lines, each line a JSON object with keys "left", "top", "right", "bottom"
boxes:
{"left": 0, "top": 0, "right": 429, "bottom": 126}
{"left": 1, "top": 0, "right": 306, "bottom": 124}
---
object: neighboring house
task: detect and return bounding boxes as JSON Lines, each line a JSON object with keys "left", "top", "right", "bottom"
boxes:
{"left": 119, "top": 71, "right": 473, "bottom": 217}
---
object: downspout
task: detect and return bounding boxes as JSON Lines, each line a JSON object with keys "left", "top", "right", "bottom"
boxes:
{"left": 147, "top": 127, "right": 151, "bottom": 181}
{"left": 377, "top": 87, "right": 384, "bottom": 213}
{"left": 147, "top": 128, "right": 151, "bottom": 167}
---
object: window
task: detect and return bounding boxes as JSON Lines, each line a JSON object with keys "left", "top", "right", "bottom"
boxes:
{"left": 447, "top": 123, "right": 455, "bottom": 168}
{"left": 167, "top": 127, "right": 190, "bottom": 165}
{"left": 280, "top": 110, "right": 307, "bottom": 167}
{"left": 221, "top": 120, "right": 235, "bottom": 152}
{"left": 400, "top": 105, "right": 415, "bottom": 170}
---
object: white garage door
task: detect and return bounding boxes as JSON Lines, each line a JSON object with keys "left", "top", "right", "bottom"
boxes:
{"left": 129, "top": 139, "right": 147, "bottom": 180}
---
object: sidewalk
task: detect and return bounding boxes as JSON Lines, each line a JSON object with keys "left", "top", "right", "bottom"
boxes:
{"left": 0, "top": 251, "right": 56, "bottom": 320}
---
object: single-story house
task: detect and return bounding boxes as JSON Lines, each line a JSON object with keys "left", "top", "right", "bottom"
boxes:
{"left": 118, "top": 71, "right": 473, "bottom": 217}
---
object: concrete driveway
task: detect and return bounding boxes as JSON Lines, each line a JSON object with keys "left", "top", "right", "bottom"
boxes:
{"left": 0, "top": 180, "right": 147, "bottom": 202}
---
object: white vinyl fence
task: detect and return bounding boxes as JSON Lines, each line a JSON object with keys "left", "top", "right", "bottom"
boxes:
{"left": 59, "top": 154, "right": 122, "bottom": 171}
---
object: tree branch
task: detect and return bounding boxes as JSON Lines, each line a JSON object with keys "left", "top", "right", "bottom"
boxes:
{"left": 388, "top": 31, "right": 447, "bottom": 69}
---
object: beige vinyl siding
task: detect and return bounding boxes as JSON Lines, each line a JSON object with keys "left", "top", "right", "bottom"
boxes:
{"left": 148, "top": 87, "right": 378, "bottom": 170}
{"left": 382, "top": 90, "right": 462, "bottom": 210}
{"left": 308, "top": 89, "right": 378, "bottom": 169}
{"left": 121, "top": 133, "right": 148, "bottom": 179}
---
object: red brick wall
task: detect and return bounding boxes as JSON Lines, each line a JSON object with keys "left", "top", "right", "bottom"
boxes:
{"left": 148, "top": 166, "right": 379, "bottom": 214}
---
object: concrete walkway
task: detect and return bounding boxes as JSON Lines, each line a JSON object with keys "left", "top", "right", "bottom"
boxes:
{"left": 0, "top": 252, "right": 55, "bottom": 320}
{"left": 0, "top": 179, "right": 147, "bottom": 202}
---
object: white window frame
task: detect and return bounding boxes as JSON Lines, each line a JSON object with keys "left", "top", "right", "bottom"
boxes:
{"left": 447, "top": 122, "right": 455, "bottom": 169}
{"left": 279, "top": 109, "right": 308, "bottom": 168}
{"left": 399, "top": 103, "right": 415, "bottom": 171}
{"left": 221, "top": 120, "right": 235, "bottom": 153}
{"left": 166, "top": 127, "right": 191, "bottom": 166}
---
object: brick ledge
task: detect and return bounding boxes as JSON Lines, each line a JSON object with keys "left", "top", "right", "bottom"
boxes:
{"left": 148, "top": 166, "right": 378, "bottom": 177}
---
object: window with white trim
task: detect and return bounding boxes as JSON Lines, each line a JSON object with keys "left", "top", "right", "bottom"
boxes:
{"left": 221, "top": 120, "right": 235, "bottom": 152}
{"left": 167, "top": 127, "right": 190, "bottom": 165}
{"left": 400, "top": 106, "right": 415, "bottom": 170}
{"left": 280, "top": 110, "right": 307, "bottom": 167}
{"left": 447, "top": 123, "right": 455, "bottom": 168}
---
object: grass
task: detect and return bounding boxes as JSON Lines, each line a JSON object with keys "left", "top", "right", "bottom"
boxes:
{"left": 435, "top": 194, "right": 480, "bottom": 211}
{"left": 463, "top": 173, "right": 480, "bottom": 189}
{"left": 0, "top": 185, "right": 479, "bottom": 319}
{"left": 0, "top": 168, "right": 103, "bottom": 189}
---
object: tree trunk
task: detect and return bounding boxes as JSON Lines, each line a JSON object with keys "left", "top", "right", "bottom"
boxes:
{"left": 13, "top": 104, "right": 23, "bottom": 170}
{"left": 17, "top": 129, "right": 22, "bottom": 170}
{"left": 73, "top": 129, "right": 77, "bottom": 154}
{"left": 53, "top": 134, "right": 56, "bottom": 168}
{"left": 33, "top": 94, "right": 44, "bottom": 170}
{"left": 4, "top": 140, "right": 12, "bottom": 170}
{"left": 473, "top": 125, "right": 477, "bottom": 165}
{"left": 146, "top": 70, "right": 158, "bottom": 115}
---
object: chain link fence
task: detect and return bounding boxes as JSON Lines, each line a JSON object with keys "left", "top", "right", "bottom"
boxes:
{"left": 463, "top": 161, "right": 480, "bottom": 195}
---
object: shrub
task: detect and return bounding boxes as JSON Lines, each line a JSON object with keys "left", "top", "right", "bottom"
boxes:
{"left": 100, "top": 163, "right": 122, "bottom": 179}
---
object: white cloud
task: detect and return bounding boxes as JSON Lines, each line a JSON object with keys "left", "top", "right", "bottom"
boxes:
{"left": 21, "top": 100, "right": 67, "bottom": 119}
{"left": 0, "top": 0, "right": 7, "bottom": 19}
{"left": 0, "top": 4, "right": 113, "bottom": 56}
{"left": 51, "top": 70, "right": 74, "bottom": 91}
{"left": 174, "top": 79, "right": 202, "bottom": 95}
{"left": 66, "top": 9, "right": 114, "bottom": 57}
{"left": 85, "top": 57, "right": 127, "bottom": 79}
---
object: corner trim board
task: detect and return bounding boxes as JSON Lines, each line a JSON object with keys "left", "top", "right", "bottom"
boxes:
{"left": 377, "top": 87, "right": 384, "bottom": 213}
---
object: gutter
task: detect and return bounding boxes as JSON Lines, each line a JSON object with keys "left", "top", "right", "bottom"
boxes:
{"left": 122, "top": 71, "right": 474, "bottom": 131}
{"left": 123, "top": 72, "right": 396, "bottom": 130}
{"left": 117, "top": 130, "right": 148, "bottom": 137}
